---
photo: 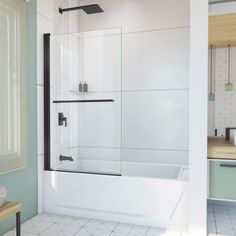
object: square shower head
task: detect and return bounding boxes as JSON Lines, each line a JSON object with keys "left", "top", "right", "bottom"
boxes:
{"left": 82, "top": 4, "right": 104, "bottom": 14}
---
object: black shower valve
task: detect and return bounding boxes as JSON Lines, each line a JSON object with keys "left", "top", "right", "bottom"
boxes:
{"left": 58, "top": 112, "right": 67, "bottom": 127}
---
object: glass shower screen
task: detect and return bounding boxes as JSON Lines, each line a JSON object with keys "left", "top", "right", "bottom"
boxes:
{"left": 47, "top": 28, "right": 122, "bottom": 175}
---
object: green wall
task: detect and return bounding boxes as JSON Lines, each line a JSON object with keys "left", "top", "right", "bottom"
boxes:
{"left": 0, "top": 0, "right": 37, "bottom": 234}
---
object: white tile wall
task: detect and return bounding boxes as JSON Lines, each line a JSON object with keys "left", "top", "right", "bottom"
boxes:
{"left": 123, "top": 28, "right": 189, "bottom": 91}
{"left": 53, "top": 0, "right": 69, "bottom": 34}
{"left": 37, "top": 0, "right": 54, "bottom": 21}
{"left": 38, "top": 0, "right": 189, "bottom": 182}
{"left": 122, "top": 149, "right": 189, "bottom": 165}
{"left": 76, "top": 0, "right": 189, "bottom": 33}
{"left": 46, "top": 0, "right": 190, "bottom": 173}
{"left": 208, "top": 102, "right": 215, "bottom": 137}
{"left": 37, "top": 0, "right": 80, "bottom": 213}
{"left": 37, "top": 14, "right": 53, "bottom": 86}
{"left": 82, "top": 30, "right": 122, "bottom": 92}
{"left": 75, "top": 147, "right": 121, "bottom": 161}
{"left": 208, "top": 46, "right": 236, "bottom": 137}
{"left": 77, "top": 93, "right": 121, "bottom": 148}
{"left": 122, "top": 90, "right": 189, "bottom": 150}
{"left": 49, "top": 25, "right": 123, "bottom": 167}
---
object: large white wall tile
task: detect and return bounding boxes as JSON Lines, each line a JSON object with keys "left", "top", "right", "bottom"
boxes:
{"left": 57, "top": 29, "right": 122, "bottom": 93}
{"left": 37, "top": 14, "right": 53, "bottom": 85}
{"left": 122, "top": 162, "right": 182, "bottom": 178}
{"left": 37, "top": 0, "right": 54, "bottom": 21}
{"left": 54, "top": 0, "right": 80, "bottom": 33}
{"left": 77, "top": 92, "right": 121, "bottom": 148}
{"left": 38, "top": 0, "right": 190, "bottom": 177}
{"left": 54, "top": 0, "right": 70, "bottom": 34}
{"left": 123, "top": 28, "right": 189, "bottom": 91}
{"left": 76, "top": 0, "right": 189, "bottom": 33}
{"left": 122, "top": 90, "right": 189, "bottom": 150}
{"left": 68, "top": 104, "right": 79, "bottom": 148}
{"left": 69, "top": 147, "right": 121, "bottom": 161}
{"left": 82, "top": 30, "right": 122, "bottom": 92}
{"left": 122, "top": 149, "right": 189, "bottom": 165}
{"left": 208, "top": 102, "right": 215, "bottom": 136}
{"left": 208, "top": 46, "right": 236, "bottom": 136}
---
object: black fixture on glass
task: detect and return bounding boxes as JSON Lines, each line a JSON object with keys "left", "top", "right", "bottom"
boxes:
{"left": 54, "top": 99, "right": 114, "bottom": 104}
{"left": 44, "top": 33, "right": 51, "bottom": 171}
{"left": 59, "top": 155, "right": 73, "bottom": 162}
{"left": 59, "top": 4, "right": 104, "bottom": 15}
{"left": 58, "top": 112, "right": 67, "bottom": 127}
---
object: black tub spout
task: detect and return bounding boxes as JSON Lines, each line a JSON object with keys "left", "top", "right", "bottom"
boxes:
{"left": 59, "top": 155, "right": 73, "bottom": 162}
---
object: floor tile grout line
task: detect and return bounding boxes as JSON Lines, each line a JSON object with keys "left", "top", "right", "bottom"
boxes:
{"left": 4, "top": 212, "right": 185, "bottom": 236}
{"left": 143, "top": 225, "right": 150, "bottom": 236}
{"left": 145, "top": 226, "right": 151, "bottom": 236}
{"left": 107, "top": 221, "right": 120, "bottom": 236}
{"left": 213, "top": 204, "right": 236, "bottom": 236}
{"left": 37, "top": 222, "right": 57, "bottom": 235}
{"left": 212, "top": 204, "right": 218, "bottom": 235}
{"left": 73, "top": 225, "right": 84, "bottom": 236}
{"left": 207, "top": 204, "right": 215, "bottom": 236}
{"left": 20, "top": 217, "right": 57, "bottom": 235}
{"left": 37, "top": 213, "right": 82, "bottom": 235}
{"left": 227, "top": 205, "right": 236, "bottom": 236}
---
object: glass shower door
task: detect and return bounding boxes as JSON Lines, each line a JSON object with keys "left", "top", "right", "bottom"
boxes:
{"left": 48, "top": 28, "right": 122, "bottom": 175}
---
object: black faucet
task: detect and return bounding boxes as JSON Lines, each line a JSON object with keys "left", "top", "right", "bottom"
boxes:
{"left": 59, "top": 155, "right": 73, "bottom": 161}
{"left": 58, "top": 112, "right": 67, "bottom": 127}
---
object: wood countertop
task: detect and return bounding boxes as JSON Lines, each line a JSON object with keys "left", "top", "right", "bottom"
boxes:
{"left": 0, "top": 202, "right": 21, "bottom": 221}
{"left": 208, "top": 137, "right": 236, "bottom": 160}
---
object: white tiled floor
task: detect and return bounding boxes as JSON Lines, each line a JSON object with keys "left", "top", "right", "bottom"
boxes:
{"left": 208, "top": 203, "right": 236, "bottom": 236}
{"left": 4, "top": 203, "right": 236, "bottom": 236}
{"left": 3, "top": 213, "right": 186, "bottom": 236}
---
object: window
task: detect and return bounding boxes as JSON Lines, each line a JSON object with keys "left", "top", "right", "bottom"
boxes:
{"left": 0, "top": 0, "right": 27, "bottom": 172}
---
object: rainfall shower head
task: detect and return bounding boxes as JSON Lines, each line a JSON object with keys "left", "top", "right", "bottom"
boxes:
{"left": 82, "top": 4, "right": 104, "bottom": 14}
{"left": 59, "top": 4, "right": 104, "bottom": 15}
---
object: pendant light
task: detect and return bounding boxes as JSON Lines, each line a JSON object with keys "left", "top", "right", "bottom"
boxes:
{"left": 225, "top": 44, "right": 233, "bottom": 91}
{"left": 209, "top": 45, "right": 215, "bottom": 101}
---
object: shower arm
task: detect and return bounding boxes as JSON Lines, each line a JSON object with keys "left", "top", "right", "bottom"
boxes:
{"left": 59, "top": 6, "right": 84, "bottom": 14}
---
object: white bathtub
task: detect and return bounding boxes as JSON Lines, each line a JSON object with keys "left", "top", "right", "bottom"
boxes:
{"left": 44, "top": 163, "right": 189, "bottom": 230}
{"left": 54, "top": 159, "right": 186, "bottom": 179}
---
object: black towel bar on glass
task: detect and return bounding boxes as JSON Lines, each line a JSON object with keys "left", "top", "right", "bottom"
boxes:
{"left": 53, "top": 99, "right": 114, "bottom": 104}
